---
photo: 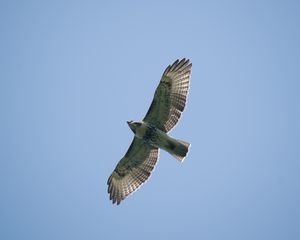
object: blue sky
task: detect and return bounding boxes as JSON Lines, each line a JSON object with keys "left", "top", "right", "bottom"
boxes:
{"left": 1, "top": 0, "right": 300, "bottom": 239}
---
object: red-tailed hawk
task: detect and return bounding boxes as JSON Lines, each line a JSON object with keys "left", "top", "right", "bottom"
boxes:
{"left": 107, "top": 58, "right": 192, "bottom": 204}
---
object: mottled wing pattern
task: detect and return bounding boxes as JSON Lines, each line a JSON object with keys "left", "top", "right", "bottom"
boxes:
{"left": 143, "top": 58, "right": 192, "bottom": 132}
{"left": 107, "top": 137, "right": 159, "bottom": 205}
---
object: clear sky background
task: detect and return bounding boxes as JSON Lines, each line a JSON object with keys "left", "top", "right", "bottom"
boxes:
{"left": 1, "top": 1, "right": 300, "bottom": 239}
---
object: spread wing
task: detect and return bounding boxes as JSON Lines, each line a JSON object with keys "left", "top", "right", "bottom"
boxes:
{"left": 143, "top": 58, "right": 192, "bottom": 133}
{"left": 107, "top": 137, "right": 159, "bottom": 205}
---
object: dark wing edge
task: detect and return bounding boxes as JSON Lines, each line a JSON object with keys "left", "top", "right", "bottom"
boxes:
{"left": 107, "top": 137, "right": 159, "bottom": 205}
{"left": 143, "top": 58, "right": 192, "bottom": 132}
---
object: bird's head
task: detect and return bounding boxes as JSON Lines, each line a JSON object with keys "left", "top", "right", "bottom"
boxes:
{"left": 127, "top": 120, "right": 142, "bottom": 134}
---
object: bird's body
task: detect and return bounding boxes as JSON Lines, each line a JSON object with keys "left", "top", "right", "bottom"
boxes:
{"left": 108, "top": 58, "right": 192, "bottom": 205}
{"left": 128, "top": 120, "right": 190, "bottom": 161}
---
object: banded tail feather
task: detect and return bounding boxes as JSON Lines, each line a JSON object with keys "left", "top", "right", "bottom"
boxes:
{"left": 166, "top": 138, "right": 190, "bottom": 161}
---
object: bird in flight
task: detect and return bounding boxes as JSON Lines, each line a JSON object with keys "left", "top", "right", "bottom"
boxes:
{"left": 107, "top": 58, "right": 192, "bottom": 205}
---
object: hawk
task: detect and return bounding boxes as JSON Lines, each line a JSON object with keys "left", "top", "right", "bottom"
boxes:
{"left": 107, "top": 58, "right": 192, "bottom": 205}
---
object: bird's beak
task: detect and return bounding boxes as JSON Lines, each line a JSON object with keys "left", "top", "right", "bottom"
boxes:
{"left": 127, "top": 121, "right": 135, "bottom": 133}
